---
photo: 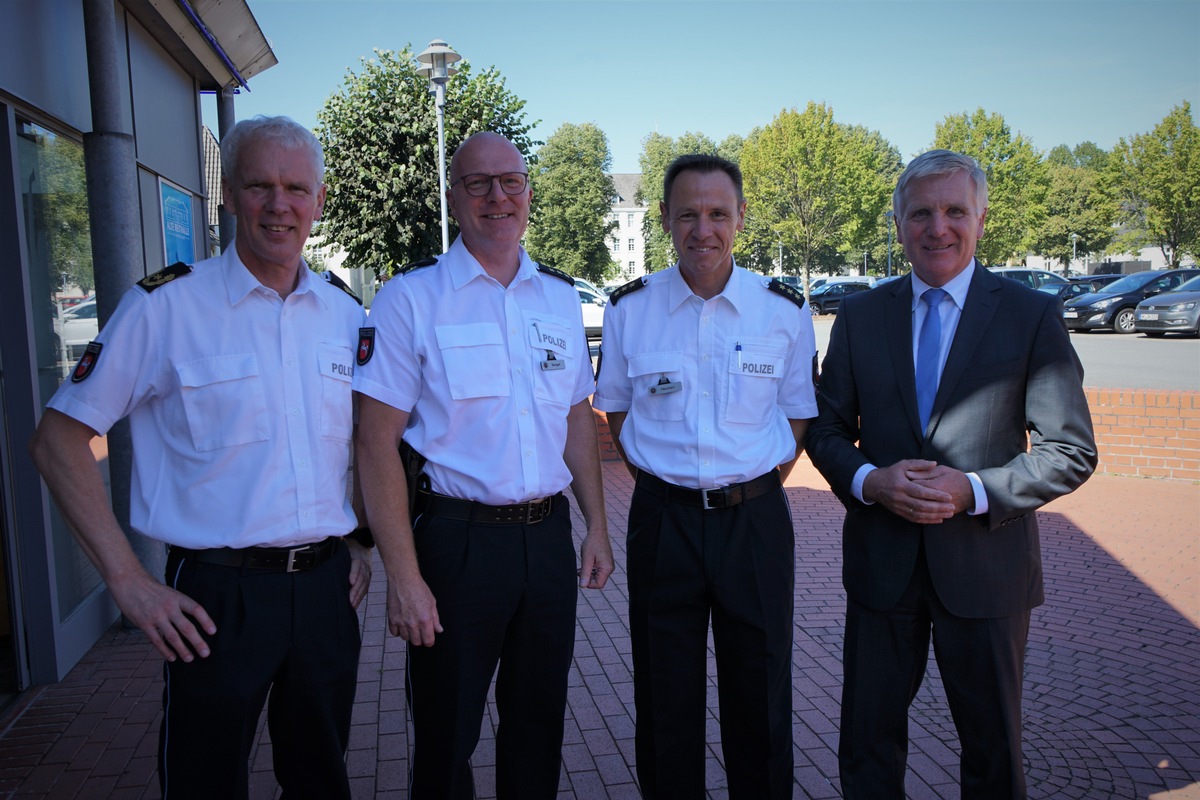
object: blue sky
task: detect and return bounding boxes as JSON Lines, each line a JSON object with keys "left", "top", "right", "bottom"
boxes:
{"left": 203, "top": 0, "right": 1200, "bottom": 174}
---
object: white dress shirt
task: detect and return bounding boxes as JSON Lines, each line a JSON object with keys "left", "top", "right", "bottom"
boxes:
{"left": 48, "top": 246, "right": 365, "bottom": 548}
{"left": 353, "top": 236, "right": 594, "bottom": 505}
{"left": 594, "top": 264, "right": 818, "bottom": 489}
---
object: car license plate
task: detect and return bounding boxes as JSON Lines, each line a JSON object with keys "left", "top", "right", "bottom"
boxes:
{"left": 1139, "top": 313, "right": 1159, "bottom": 321}
{"left": 1063, "top": 310, "right": 1078, "bottom": 319}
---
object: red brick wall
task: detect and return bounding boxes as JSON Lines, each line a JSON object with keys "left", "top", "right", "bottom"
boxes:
{"left": 595, "top": 390, "right": 1200, "bottom": 481}
{"left": 1086, "top": 388, "right": 1200, "bottom": 481}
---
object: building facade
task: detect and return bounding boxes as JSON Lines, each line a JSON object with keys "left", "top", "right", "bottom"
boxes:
{"left": 608, "top": 173, "right": 648, "bottom": 283}
{"left": 0, "top": 0, "right": 274, "bottom": 701}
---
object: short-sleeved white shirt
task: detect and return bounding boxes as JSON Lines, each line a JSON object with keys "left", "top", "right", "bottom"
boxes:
{"left": 594, "top": 264, "right": 818, "bottom": 489}
{"left": 353, "top": 237, "right": 594, "bottom": 505}
{"left": 47, "top": 247, "right": 365, "bottom": 548}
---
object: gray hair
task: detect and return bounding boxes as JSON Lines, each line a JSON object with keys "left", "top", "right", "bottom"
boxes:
{"left": 220, "top": 116, "right": 324, "bottom": 182}
{"left": 893, "top": 149, "right": 987, "bottom": 217}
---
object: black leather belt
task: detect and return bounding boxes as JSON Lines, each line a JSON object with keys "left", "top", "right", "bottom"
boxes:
{"left": 169, "top": 536, "right": 341, "bottom": 573}
{"left": 418, "top": 491, "right": 561, "bottom": 525}
{"left": 635, "top": 470, "right": 781, "bottom": 510}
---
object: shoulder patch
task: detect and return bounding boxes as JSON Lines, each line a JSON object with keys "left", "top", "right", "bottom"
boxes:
{"left": 767, "top": 278, "right": 808, "bottom": 311}
{"left": 536, "top": 263, "right": 575, "bottom": 285}
{"left": 397, "top": 257, "right": 438, "bottom": 277}
{"left": 319, "top": 270, "right": 362, "bottom": 305}
{"left": 138, "top": 261, "right": 192, "bottom": 293}
{"left": 608, "top": 277, "right": 648, "bottom": 306}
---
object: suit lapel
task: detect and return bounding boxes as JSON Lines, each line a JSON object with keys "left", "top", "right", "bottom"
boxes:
{"left": 928, "top": 267, "right": 1001, "bottom": 436}
{"left": 885, "top": 279, "right": 923, "bottom": 439}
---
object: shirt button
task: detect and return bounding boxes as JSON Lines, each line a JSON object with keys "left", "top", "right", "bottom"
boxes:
{"left": 702, "top": 460, "right": 710, "bottom": 466}
{"left": 521, "top": 408, "right": 529, "bottom": 415}
{"left": 525, "top": 450, "right": 533, "bottom": 457}
{"left": 291, "top": 409, "right": 299, "bottom": 416}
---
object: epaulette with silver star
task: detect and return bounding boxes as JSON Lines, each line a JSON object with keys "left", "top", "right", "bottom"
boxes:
{"left": 767, "top": 278, "right": 808, "bottom": 311}
{"left": 319, "top": 270, "right": 362, "bottom": 305}
{"left": 608, "top": 276, "right": 648, "bottom": 306}
{"left": 137, "top": 261, "right": 192, "bottom": 293}
{"left": 397, "top": 257, "right": 438, "bottom": 277}
{"left": 536, "top": 262, "right": 575, "bottom": 285}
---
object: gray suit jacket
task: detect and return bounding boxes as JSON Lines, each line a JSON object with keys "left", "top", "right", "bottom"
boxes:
{"left": 806, "top": 266, "right": 1097, "bottom": 618}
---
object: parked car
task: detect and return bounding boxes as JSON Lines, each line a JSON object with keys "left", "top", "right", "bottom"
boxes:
{"left": 808, "top": 281, "right": 871, "bottom": 315}
{"left": 1037, "top": 281, "right": 1103, "bottom": 306}
{"left": 58, "top": 298, "right": 98, "bottom": 360}
{"left": 1071, "top": 274, "right": 1123, "bottom": 292}
{"left": 1063, "top": 268, "right": 1200, "bottom": 333}
{"left": 987, "top": 267, "right": 1069, "bottom": 289}
{"left": 573, "top": 276, "right": 605, "bottom": 297}
{"left": 810, "top": 275, "right": 875, "bottom": 292}
{"left": 1134, "top": 275, "right": 1200, "bottom": 337}
{"left": 578, "top": 287, "right": 606, "bottom": 339}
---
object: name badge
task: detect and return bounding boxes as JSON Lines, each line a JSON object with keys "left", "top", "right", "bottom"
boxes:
{"left": 650, "top": 379, "right": 682, "bottom": 395}
{"left": 541, "top": 355, "right": 566, "bottom": 371}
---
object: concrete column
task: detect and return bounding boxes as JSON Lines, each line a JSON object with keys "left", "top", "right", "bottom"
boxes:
{"left": 81, "top": 0, "right": 164, "bottom": 584}
{"left": 217, "top": 87, "right": 236, "bottom": 250}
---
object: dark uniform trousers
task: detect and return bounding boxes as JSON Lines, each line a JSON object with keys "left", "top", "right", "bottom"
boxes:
{"left": 159, "top": 541, "right": 361, "bottom": 800}
{"left": 406, "top": 498, "right": 577, "bottom": 800}
{"left": 627, "top": 481, "right": 795, "bottom": 800}
{"left": 839, "top": 544, "right": 1031, "bottom": 800}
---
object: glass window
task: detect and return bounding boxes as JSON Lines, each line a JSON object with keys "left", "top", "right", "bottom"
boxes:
{"left": 627, "top": 213, "right": 634, "bottom": 225}
{"left": 16, "top": 117, "right": 104, "bottom": 618}
{"left": 628, "top": 238, "right": 635, "bottom": 251}
{"left": 613, "top": 240, "right": 620, "bottom": 252}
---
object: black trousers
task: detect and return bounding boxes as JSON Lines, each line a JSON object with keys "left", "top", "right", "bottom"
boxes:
{"left": 627, "top": 481, "right": 795, "bottom": 800}
{"left": 406, "top": 498, "right": 577, "bottom": 800}
{"left": 159, "top": 541, "right": 361, "bottom": 800}
{"left": 839, "top": 548, "right": 1031, "bottom": 800}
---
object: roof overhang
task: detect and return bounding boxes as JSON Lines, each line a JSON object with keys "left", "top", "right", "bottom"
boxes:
{"left": 121, "top": 0, "right": 277, "bottom": 91}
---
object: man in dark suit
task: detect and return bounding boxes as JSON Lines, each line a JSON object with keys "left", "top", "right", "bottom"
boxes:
{"left": 806, "top": 149, "right": 1097, "bottom": 799}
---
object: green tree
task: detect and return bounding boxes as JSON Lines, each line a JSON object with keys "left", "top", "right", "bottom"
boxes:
{"left": 1109, "top": 102, "right": 1200, "bottom": 267}
{"left": 317, "top": 47, "right": 537, "bottom": 276}
{"left": 635, "top": 131, "right": 717, "bottom": 272}
{"left": 525, "top": 123, "right": 618, "bottom": 284}
{"left": 1031, "top": 163, "right": 1117, "bottom": 274}
{"left": 739, "top": 103, "right": 899, "bottom": 292}
{"left": 933, "top": 108, "right": 1047, "bottom": 265}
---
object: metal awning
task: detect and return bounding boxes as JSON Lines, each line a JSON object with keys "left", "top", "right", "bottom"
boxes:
{"left": 121, "top": 0, "right": 277, "bottom": 91}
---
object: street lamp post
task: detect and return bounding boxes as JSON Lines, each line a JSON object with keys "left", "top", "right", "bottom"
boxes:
{"left": 416, "top": 39, "right": 462, "bottom": 254}
{"left": 1069, "top": 232, "right": 1079, "bottom": 277}
{"left": 885, "top": 209, "right": 895, "bottom": 277}
{"left": 863, "top": 250, "right": 868, "bottom": 275}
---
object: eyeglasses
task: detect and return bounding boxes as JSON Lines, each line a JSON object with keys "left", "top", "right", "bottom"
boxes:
{"left": 452, "top": 172, "right": 529, "bottom": 197}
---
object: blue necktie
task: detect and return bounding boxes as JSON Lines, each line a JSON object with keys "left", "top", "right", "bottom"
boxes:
{"left": 916, "top": 288, "right": 946, "bottom": 432}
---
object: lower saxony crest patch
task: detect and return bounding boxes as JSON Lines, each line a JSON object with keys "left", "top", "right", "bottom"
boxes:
{"left": 71, "top": 342, "right": 103, "bottom": 382}
{"left": 357, "top": 327, "right": 375, "bottom": 366}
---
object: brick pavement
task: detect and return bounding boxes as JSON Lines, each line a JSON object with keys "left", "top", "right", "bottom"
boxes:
{"left": 0, "top": 456, "right": 1197, "bottom": 799}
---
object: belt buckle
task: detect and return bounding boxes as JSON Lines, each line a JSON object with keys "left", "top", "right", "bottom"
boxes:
{"left": 700, "top": 487, "right": 724, "bottom": 511}
{"left": 527, "top": 496, "right": 551, "bottom": 524}
{"left": 285, "top": 545, "right": 309, "bottom": 573}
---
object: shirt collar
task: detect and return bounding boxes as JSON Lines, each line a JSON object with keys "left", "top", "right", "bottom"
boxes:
{"left": 446, "top": 235, "right": 536, "bottom": 290}
{"left": 222, "top": 245, "right": 319, "bottom": 306}
{"left": 911, "top": 259, "right": 975, "bottom": 312}
{"left": 666, "top": 260, "right": 747, "bottom": 314}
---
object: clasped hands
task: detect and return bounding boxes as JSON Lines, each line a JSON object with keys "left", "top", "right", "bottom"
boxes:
{"left": 863, "top": 459, "right": 973, "bottom": 524}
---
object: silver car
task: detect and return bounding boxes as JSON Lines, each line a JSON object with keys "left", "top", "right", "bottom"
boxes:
{"left": 1134, "top": 275, "right": 1200, "bottom": 337}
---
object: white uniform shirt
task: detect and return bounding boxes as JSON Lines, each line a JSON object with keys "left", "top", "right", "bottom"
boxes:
{"left": 594, "top": 264, "right": 818, "bottom": 489}
{"left": 47, "top": 246, "right": 365, "bottom": 548}
{"left": 352, "top": 237, "right": 594, "bottom": 505}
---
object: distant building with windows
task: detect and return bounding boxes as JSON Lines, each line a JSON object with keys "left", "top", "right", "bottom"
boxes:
{"left": 608, "top": 174, "right": 647, "bottom": 282}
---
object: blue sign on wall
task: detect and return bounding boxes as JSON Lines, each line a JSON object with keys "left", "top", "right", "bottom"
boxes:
{"left": 160, "top": 179, "right": 194, "bottom": 264}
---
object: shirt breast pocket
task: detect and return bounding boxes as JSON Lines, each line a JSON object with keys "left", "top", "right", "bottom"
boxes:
{"left": 175, "top": 354, "right": 269, "bottom": 451}
{"left": 435, "top": 323, "right": 510, "bottom": 400}
{"left": 629, "top": 352, "right": 685, "bottom": 421}
{"left": 526, "top": 313, "right": 574, "bottom": 408}
{"left": 318, "top": 343, "right": 355, "bottom": 441}
{"left": 725, "top": 340, "right": 785, "bottom": 424}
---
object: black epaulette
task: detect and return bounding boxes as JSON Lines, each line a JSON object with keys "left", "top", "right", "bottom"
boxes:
{"left": 536, "top": 262, "right": 575, "bottom": 285}
{"left": 319, "top": 270, "right": 362, "bottom": 305}
{"left": 397, "top": 257, "right": 438, "bottom": 277}
{"left": 608, "top": 276, "right": 647, "bottom": 306}
{"left": 767, "top": 278, "right": 808, "bottom": 311}
{"left": 138, "top": 261, "right": 192, "bottom": 293}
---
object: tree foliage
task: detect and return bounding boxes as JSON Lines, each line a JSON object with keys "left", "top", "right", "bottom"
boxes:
{"left": 1031, "top": 162, "right": 1117, "bottom": 274}
{"left": 635, "top": 131, "right": 717, "bottom": 272}
{"left": 738, "top": 103, "right": 900, "bottom": 290}
{"left": 933, "top": 108, "right": 1047, "bottom": 265}
{"left": 1109, "top": 102, "right": 1200, "bottom": 267}
{"left": 317, "top": 47, "right": 537, "bottom": 276}
{"left": 525, "top": 123, "right": 618, "bottom": 284}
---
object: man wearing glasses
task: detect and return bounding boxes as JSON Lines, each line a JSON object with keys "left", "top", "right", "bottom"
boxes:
{"left": 354, "top": 131, "right": 613, "bottom": 799}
